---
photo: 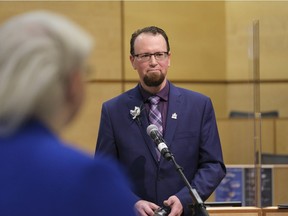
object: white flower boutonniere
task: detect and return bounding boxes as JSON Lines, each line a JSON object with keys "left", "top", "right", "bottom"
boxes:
{"left": 130, "top": 106, "right": 141, "bottom": 120}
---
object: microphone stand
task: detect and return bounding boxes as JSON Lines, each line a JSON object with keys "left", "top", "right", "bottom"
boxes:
{"left": 146, "top": 124, "right": 209, "bottom": 216}
{"left": 166, "top": 154, "right": 209, "bottom": 216}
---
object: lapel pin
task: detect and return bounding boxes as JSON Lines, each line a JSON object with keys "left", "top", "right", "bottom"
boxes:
{"left": 171, "top": 113, "right": 177, "bottom": 119}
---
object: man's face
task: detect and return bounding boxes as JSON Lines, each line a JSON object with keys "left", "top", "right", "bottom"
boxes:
{"left": 130, "top": 33, "right": 170, "bottom": 89}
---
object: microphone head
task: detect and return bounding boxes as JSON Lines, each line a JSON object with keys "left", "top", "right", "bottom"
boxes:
{"left": 146, "top": 124, "right": 158, "bottom": 136}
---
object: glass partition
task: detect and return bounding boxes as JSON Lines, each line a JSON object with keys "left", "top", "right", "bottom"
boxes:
{"left": 214, "top": 2, "right": 288, "bottom": 207}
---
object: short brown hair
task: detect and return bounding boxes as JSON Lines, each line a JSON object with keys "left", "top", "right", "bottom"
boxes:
{"left": 130, "top": 26, "right": 170, "bottom": 56}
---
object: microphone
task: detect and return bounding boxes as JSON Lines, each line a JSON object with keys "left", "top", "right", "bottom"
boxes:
{"left": 147, "top": 126, "right": 209, "bottom": 216}
{"left": 146, "top": 124, "right": 172, "bottom": 160}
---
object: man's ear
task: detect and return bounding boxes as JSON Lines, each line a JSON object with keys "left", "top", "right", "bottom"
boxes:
{"left": 168, "top": 52, "right": 171, "bottom": 67}
{"left": 130, "top": 55, "right": 137, "bottom": 70}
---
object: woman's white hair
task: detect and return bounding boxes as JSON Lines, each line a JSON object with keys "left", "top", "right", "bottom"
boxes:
{"left": 0, "top": 10, "right": 93, "bottom": 135}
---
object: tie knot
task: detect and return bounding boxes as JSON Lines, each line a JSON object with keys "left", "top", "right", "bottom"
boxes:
{"left": 148, "top": 96, "right": 160, "bottom": 105}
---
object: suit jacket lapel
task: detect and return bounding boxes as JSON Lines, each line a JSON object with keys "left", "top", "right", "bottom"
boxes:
{"left": 164, "top": 83, "right": 182, "bottom": 149}
{"left": 127, "top": 85, "right": 160, "bottom": 163}
{"left": 126, "top": 83, "right": 182, "bottom": 163}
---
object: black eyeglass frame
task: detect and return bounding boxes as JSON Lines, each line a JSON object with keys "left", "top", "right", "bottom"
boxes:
{"left": 133, "top": 51, "right": 169, "bottom": 61}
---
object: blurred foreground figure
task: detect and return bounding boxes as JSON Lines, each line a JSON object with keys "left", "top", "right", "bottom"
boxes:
{"left": 0, "top": 11, "right": 136, "bottom": 216}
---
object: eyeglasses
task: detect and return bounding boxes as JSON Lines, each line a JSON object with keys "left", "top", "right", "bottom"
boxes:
{"left": 133, "top": 52, "right": 169, "bottom": 62}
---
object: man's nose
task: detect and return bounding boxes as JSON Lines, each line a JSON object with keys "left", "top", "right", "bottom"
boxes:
{"left": 149, "top": 54, "right": 158, "bottom": 64}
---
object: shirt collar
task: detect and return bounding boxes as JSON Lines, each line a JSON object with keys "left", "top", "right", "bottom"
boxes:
{"left": 138, "top": 81, "right": 170, "bottom": 102}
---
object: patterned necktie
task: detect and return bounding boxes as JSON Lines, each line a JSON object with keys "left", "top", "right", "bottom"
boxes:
{"left": 148, "top": 96, "right": 163, "bottom": 134}
{"left": 148, "top": 96, "right": 163, "bottom": 160}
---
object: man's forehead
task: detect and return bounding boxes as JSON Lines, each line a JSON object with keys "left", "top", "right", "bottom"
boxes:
{"left": 135, "top": 32, "right": 163, "bottom": 41}
{"left": 134, "top": 33, "right": 166, "bottom": 50}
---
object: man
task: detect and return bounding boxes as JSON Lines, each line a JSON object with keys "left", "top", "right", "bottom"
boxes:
{"left": 0, "top": 11, "right": 136, "bottom": 216}
{"left": 96, "top": 26, "right": 226, "bottom": 216}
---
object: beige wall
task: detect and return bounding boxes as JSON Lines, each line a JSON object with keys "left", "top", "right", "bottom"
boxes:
{"left": 225, "top": 1, "right": 288, "bottom": 120}
{"left": 0, "top": 1, "right": 122, "bottom": 155}
{"left": 0, "top": 1, "right": 287, "bottom": 161}
{"left": 225, "top": 1, "right": 288, "bottom": 80}
{"left": 123, "top": 1, "right": 227, "bottom": 81}
{"left": 0, "top": 1, "right": 122, "bottom": 81}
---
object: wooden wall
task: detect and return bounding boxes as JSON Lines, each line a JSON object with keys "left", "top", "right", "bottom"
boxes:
{"left": 0, "top": 1, "right": 287, "bottom": 163}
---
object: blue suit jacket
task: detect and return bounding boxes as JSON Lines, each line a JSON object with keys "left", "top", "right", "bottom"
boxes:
{"left": 96, "top": 81, "right": 226, "bottom": 215}
{"left": 0, "top": 120, "right": 136, "bottom": 216}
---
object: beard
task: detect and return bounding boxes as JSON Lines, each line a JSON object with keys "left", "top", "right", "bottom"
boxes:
{"left": 143, "top": 72, "right": 165, "bottom": 87}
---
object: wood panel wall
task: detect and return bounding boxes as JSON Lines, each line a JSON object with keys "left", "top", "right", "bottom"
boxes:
{"left": 0, "top": 1, "right": 287, "bottom": 161}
